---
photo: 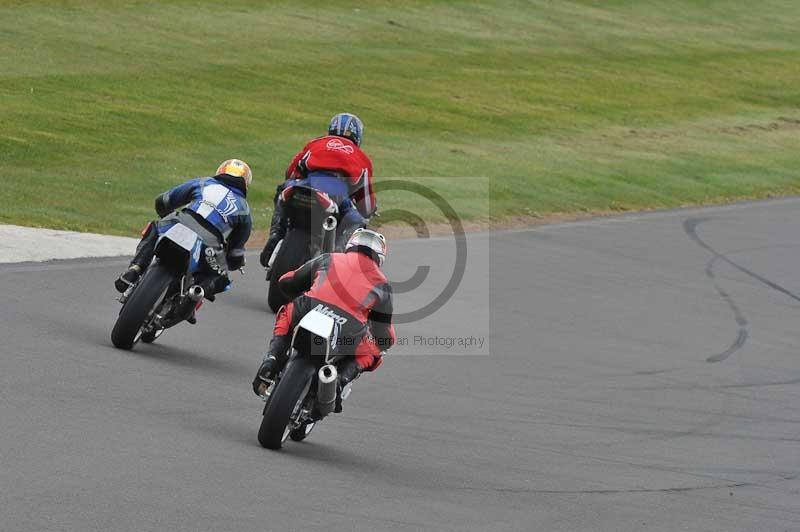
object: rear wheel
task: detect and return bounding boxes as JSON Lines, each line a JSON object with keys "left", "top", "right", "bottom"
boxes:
{"left": 267, "top": 228, "right": 311, "bottom": 313}
{"left": 111, "top": 264, "right": 172, "bottom": 350}
{"left": 258, "top": 357, "right": 316, "bottom": 450}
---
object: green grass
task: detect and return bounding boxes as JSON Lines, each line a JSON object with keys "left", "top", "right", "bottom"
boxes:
{"left": 1, "top": 0, "right": 800, "bottom": 235}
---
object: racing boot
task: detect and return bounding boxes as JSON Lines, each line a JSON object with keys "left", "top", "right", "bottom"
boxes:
{"left": 115, "top": 221, "right": 158, "bottom": 292}
{"left": 252, "top": 335, "right": 291, "bottom": 396}
{"left": 259, "top": 201, "right": 286, "bottom": 269}
{"left": 334, "top": 358, "right": 362, "bottom": 413}
{"left": 186, "top": 300, "right": 203, "bottom": 325}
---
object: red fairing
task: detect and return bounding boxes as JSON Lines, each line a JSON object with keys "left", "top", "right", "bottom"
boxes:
{"left": 279, "top": 186, "right": 295, "bottom": 203}
{"left": 284, "top": 136, "right": 376, "bottom": 217}
{"left": 315, "top": 191, "right": 335, "bottom": 211}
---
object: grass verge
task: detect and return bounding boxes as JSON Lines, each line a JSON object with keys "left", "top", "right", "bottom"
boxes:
{"left": 1, "top": 0, "right": 799, "bottom": 235}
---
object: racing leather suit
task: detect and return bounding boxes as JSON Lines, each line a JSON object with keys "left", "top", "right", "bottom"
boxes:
{"left": 260, "top": 136, "right": 375, "bottom": 266}
{"left": 129, "top": 174, "right": 252, "bottom": 296}
{"left": 256, "top": 250, "right": 395, "bottom": 397}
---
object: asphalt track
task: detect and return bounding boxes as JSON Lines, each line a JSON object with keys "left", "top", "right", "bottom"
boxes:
{"left": 2, "top": 198, "right": 800, "bottom": 532}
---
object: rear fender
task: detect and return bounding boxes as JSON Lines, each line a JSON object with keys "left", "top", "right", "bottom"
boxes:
{"left": 283, "top": 185, "right": 339, "bottom": 231}
{"left": 156, "top": 223, "right": 204, "bottom": 275}
{"left": 292, "top": 309, "right": 337, "bottom": 361}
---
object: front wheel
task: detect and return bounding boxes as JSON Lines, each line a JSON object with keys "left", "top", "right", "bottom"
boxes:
{"left": 111, "top": 264, "right": 172, "bottom": 350}
{"left": 258, "top": 357, "right": 316, "bottom": 449}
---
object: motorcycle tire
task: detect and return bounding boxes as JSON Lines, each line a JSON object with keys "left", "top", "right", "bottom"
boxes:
{"left": 258, "top": 357, "right": 316, "bottom": 450}
{"left": 267, "top": 228, "right": 311, "bottom": 313}
{"left": 111, "top": 264, "right": 172, "bottom": 350}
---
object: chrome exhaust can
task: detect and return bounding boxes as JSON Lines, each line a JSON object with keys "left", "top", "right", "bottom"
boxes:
{"left": 188, "top": 285, "right": 205, "bottom": 302}
{"left": 316, "top": 364, "right": 338, "bottom": 417}
{"left": 323, "top": 216, "right": 338, "bottom": 232}
{"left": 322, "top": 216, "right": 338, "bottom": 253}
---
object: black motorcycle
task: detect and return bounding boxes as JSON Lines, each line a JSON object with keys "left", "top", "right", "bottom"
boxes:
{"left": 111, "top": 213, "right": 226, "bottom": 350}
{"left": 255, "top": 307, "right": 367, "bottom": 449}
{"left": 264, "top": 184, "right": 338, "bottom": 312}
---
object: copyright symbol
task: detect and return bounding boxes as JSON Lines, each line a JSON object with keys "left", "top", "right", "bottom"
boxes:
{"left": 347, "top": 179, "right": 469, "bottom": 325}
{"left": 329, "top": 178, "right": 470, "bottom": 325}
{"left": 313, "top": 336, "right": 323, "bottom": 345}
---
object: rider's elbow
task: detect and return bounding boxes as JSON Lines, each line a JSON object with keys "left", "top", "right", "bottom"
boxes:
{"left": 154, "top": 193, "right": 171, "bottom": 218}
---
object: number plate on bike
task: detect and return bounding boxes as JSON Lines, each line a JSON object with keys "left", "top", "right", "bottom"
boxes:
{"left": 164, "top": 224, "right": 199, "bottom": 251}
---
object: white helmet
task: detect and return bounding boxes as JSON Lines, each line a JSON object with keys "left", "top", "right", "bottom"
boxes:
{"left": 345, "top": 228, "right": 387, "bottom": 266}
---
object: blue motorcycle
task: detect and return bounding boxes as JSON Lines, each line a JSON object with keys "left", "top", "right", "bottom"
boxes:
{"left": 111, "top": 213, "right": 226, "bottom": 350}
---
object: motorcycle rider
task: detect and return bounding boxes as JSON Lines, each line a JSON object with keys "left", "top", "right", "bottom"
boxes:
{"left": 115, "top": 159, "right": 254, "bottom": 318}
{"left": 259, "top": 113, "right": 376, "bottom": 268}
{"left": 253, "top": 229, "right": 395, "bottom": 412}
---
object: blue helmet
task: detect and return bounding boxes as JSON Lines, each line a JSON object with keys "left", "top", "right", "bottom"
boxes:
{"left": 328, "top": 113, "right": 364, "bottom": 146}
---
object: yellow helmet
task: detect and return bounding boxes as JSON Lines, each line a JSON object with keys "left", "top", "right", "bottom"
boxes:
{"left": 216, "top": 159, "right": 253, "bottom": 188}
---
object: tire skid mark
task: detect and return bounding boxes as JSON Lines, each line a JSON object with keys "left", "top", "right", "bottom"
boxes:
{"left": 452, "top": 474, "right": 800, "bottom": 501}
{"left": 684, "top": 217, "right": 800, "bottom": 303}
{"left": 720, "top": 377, "right": 800, "bottom": 389}
{"left": 455, "top": 481, "right": 751, "bottom": 495}
{"left": 681, "top": 217, "right": 800, "bottom": 363}
{"left": 703, "top": 253, "right": 749, "bottom": 363}
{"left": 616, "top": 381, "right": 800, "bottom": 400}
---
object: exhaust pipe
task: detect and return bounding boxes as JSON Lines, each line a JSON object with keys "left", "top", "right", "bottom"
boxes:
{"left": 316, "top": 364, "right": 338, "bottom": 417}
{"left": 188, "top": 285, "right": 205, "bottom": 302}
{"left": 323, "top": 216, "right": 338, "bottom": 232}
{"left": 322, "top": 216, "right": 337, "bottom": 253}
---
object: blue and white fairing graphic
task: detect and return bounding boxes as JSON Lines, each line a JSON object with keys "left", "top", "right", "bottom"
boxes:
{"left": 157, "top": 222, "right": 204, "bottom": 273}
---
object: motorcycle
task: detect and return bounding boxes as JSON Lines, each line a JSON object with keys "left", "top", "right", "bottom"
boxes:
{"left": 111, "top": 212, "right": 227, "bottom": 350}
{"left": 264, "top": 184, "right": 339, "bottom": 313}
{"left": 255, "top": 307, "right": 368, "bottom": 449}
